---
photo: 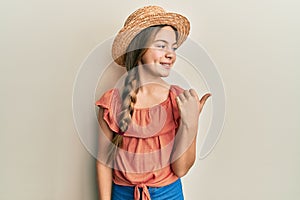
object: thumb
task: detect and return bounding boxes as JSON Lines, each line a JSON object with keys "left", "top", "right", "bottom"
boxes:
{"left": 199, "top": 93, "right": 211, "bottom": 110}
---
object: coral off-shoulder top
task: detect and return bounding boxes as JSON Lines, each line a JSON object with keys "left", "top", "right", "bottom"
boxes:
{"left": 95, "top": 85, "right": 184, "bottom": 200}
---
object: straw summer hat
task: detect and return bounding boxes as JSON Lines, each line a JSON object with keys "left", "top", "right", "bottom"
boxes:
{"left": 112, "top": 5, "right": 190, "bottom": 67}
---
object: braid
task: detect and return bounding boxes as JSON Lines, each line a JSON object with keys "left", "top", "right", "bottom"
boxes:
{"left": 107, "top": 68, "right": 138, "bottom": 163}
{"left": 119, "top": 69, "right": 138, "bottom": 133}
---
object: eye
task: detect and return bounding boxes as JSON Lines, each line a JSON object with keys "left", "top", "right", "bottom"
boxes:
{"left": 155, "top": 44, "right": 166, "bottom": 49}
{"left": 172, "top": 44, "right": 178, "bottom": 51}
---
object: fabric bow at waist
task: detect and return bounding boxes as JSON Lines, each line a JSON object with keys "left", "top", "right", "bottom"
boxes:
{"left": 134, "top": 184, "right": 151, "bottom": 200}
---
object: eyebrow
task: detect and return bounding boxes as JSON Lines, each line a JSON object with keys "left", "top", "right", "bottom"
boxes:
{"left": 153, "top": 39, "right": 178, "bottom": 46}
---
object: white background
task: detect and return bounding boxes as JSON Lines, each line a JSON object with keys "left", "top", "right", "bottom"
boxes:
{"left": 1, "top": 0, "right": 299, "bottom": 199}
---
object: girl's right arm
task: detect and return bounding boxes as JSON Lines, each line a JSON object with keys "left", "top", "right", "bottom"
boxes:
{"left": 96, "top": 107, "right": 114, "bottom": 200}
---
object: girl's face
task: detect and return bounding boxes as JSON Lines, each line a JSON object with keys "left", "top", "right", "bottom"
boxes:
{"left": 140, "top": 26, "right": 177, "bottom": 78}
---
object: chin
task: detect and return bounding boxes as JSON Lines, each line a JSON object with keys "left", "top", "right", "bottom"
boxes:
{"left": 160, "top": 71, "right": 170, "bottom": 77}
{"left": 156, "top": 65, "right": 171, "bottom": 77}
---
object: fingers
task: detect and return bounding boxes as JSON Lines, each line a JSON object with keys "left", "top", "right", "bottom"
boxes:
{"left": 176, "top": 89, "right": 202, "bottom": 108}
{"left": 176, "top": 90, "right": 212, "bottom": 117}
{"left": 175, "top": 96, "right": 182, "bottom": 106}
{"left": 183, "top": 90, "right": 190, "bottom": 99}
{"left": 176, "top": 93, "right": 185, "bottom": 104}
{"left": 176, "top": 91, "right": 192, "bottom": 104}
{"left": 189, "top": 89, "right": 199, "bottom": 100}
{"left": 176, "top": 89, "right": 211, "bottom": 106}
{"left": 179, "top": 89, "right": 199, "bottom": 100}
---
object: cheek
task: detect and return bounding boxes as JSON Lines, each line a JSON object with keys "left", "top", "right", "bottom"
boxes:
{"left": 142, "top": 51, "right": 163, "bottom": 63}
{"left": 153, "top": 51, "right": 165, "bottom": 60}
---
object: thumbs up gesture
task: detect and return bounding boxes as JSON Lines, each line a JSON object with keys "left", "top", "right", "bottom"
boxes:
{"left": 176, "top": 89, "right": 211, "bottom": 127}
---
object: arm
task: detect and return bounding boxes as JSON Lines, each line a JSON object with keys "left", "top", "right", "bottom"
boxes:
{"left": 96, "top": 107, "right": 114, "bottom": 200}
{"left": 171, "top": 89, "right": 211, "bottom": 177}
{"left": 171, "top": 122, "right": 198, "bottom": 177}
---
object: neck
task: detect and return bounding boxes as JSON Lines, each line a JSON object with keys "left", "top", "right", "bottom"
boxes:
{"left": 137, "top": 69, "right": 169, "bottom": 91}
{"left": 138, "top": 77, "right": 169, "bottom": 94}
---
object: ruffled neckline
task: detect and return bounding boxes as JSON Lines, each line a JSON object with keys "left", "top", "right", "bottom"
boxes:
{"left": 133, "top": 87, "right": 171, "bottom": 111}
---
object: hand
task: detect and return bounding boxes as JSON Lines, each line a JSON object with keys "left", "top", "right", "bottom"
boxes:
{"left": 176, "top": 89, "right": 211, "bottom": 127}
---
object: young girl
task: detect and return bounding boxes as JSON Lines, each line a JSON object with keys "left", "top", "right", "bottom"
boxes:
{"left": 95, "top": 5, "right": 211, "bottom": 200}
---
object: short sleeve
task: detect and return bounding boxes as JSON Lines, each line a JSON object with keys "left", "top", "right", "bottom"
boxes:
{"left": 95, "top": 89, "right": 121, "bottom": 133}
{"left": 169, "top": 85, "right": 184, "bottom": 128}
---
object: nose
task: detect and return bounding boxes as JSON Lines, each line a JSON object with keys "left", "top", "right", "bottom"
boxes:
{"left": 165, "top": 49, "right": 176, "bottom": 60}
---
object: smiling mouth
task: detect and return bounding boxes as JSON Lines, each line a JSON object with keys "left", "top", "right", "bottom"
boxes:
{"left": 160, "top": 62, "right": 172, "bottom": 68}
